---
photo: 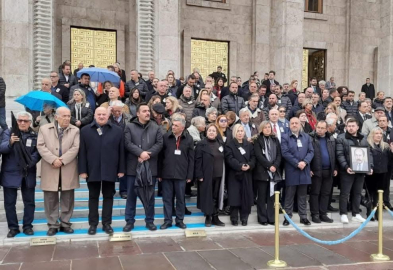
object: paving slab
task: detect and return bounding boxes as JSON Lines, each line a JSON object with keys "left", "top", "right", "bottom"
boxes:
{"left": 165, "top": 251, "right": 212, "bottom": 270}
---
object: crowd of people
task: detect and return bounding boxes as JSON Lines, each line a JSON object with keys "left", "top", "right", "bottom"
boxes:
{"left": 0, "top": 61, "right": 392, "bottom": 239}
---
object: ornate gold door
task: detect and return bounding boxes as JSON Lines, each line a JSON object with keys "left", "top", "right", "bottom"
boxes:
{"left": 302, "top": 49, "right": 326, "bottom": 89}
{"left": 71, "top": 27, "right": 117, "bottom": 71}
{"left": 191, "top": 39, "right": 228, "bottom": 81}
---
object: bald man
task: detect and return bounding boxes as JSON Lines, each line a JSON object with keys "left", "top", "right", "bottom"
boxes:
{"left": 37, "top": 107, "right": 80, "bottom": 236}
{"left": 78, "top": 107, "right": 125, "bottom": 235}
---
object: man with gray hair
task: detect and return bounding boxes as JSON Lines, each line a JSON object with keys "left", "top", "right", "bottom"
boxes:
{"left": 0, "top": 111, "right": 41, "bottom": 237}
{"left": 125, "top": 69, "right": 148, "bottom": 99}
{"left": 159, "top": 117, "right": 194, "bottom": 230}
{"left": 37, "top": 107, "right": 80, "bottom": 236}
{"left": 237, "top": 108, "right": 258, "bottom": 141}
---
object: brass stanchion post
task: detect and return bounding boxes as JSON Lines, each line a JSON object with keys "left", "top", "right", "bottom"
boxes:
{"left": 371, "top": 190, "right": 390, "bottom": 261}
{"left": 267, "top": 191, "right": 287, "bottom": 267}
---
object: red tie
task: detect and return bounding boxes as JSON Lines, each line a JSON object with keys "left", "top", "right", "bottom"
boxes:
{"left": 273, "top": 124, "right": 277, "bottom": 133}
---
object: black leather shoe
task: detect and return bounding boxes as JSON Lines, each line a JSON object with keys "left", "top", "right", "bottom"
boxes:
{"left": 212, "top": 215, "right": 225, "bottom": 226}
{"left": 320, "top": 215, "right": 333, "bottom": 223}
{"left": 311, "top": 215, "right": 321, "bottom": 223}
{"left": 59, "top": 227, "right": 74, "bottom": 234}
{"left": 241, "top": 220, "right": 247, "bottom": 226}
{"left": 300, "top": 218, "right": 311, "bottom": 225}
{"left": 102, "top": 224, "right": 114, "bottom": 234}
{"left": 185, "top": 207, "right": 192, "bottom": 215}
{"left": 259, "top": 222, "right": 268, "bottom": 226}
{"left": 7, "top": 229, "right": 20, "bottom": 238}
{"left": 268, "top": 222, "right": 275, "bottom": 226}
{"left": 283, "top": 219, "right": 289, "bottom": 226}
{"left": 146, "top": 223, "right": 157, "bottom": 231}
{"left": 205, "top": 215, "right": 212, "bottom": 227}
{"left": 120, "top": 194, "right": 127, "bottom": 199}
{"left": 231, "top": 220, "right": 238, "bottom": 226}
{"left": 23, "top": 228, "right": 34, "bottom": 235}
{"left": 328, "top": 205, "right": 339, "bottom": 212}
{"left": 47, "top": 228, "right": 58, "bottom": 236}
{"left": 160, "top": 222, "right": 172, "bottom": 230}
{"left": 175, "top": 221, "right": 187, "bottom": 229}
{"left": 88, "top": 225, "right": 97, "bottom": 235}
{"left": 123, "top": 223, "right": 134, "bottom": 232}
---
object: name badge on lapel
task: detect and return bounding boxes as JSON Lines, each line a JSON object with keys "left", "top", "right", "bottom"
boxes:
{"left": 97, "top": 128, "right": 103, "bottom": 136}
{"left": 238, "top": 147, "right": 246, "bottom": 155}
{"left": 174, "top": 150, "right": 181, "bottom": 155}
{"left": 188, "top": 101, "right": 193, "bottom": 105}
{"left": 163, "top": 98, "right": 166, "bottom": 103}
{"left": 26, "top": 139, "right": 32, "bottom": 147}
{"left": 280, "top": 127, "right": 284, "bottom": 132}
{"left": 297, "top": 139, "right": 302, "bottom": 147}
{"left": 56, "top": 88, "right": 60, "bottom": 93}
{"left": 218, "top": 146, "right": 224, "bottom": 152}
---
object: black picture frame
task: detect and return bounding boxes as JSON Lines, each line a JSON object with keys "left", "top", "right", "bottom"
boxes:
{"left": 349, "top": 146, "right": 370, "bottom": 173}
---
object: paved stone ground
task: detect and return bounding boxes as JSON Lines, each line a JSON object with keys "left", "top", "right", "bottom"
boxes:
{"left": 1, "top": 227, "right": 393, "bottom": 269}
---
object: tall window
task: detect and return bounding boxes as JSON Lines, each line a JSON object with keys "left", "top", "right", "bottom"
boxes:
{"left": 70, "top": 27, "right": 117, "bottom": 71}
{"left": 305, "top": 0, "right": 322, "bottom": 13}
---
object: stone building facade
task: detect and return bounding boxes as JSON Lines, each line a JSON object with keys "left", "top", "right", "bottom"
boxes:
{"left": 0, "top": 0, "right": 390, "bottom": 97}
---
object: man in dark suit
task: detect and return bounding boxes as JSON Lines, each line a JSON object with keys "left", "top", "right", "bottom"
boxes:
{"left": 354, "top": 101, "right": 371, "bottom": 131}
{"left": 59, "top": 63, "right": 77, "bottom": 92}
{"left": 262, "top": 70, "right": 279, "bottom": 97}
{"left": 309, "top": 77, "right": 321, "bottom": 96}
{"left": 384, "top": 97, "right": 393, "bottom": 125}
{"left": 361, "top": 78, "right": 375, "bottom": 100}
{"left": 209, "top": 66, "right": 227, "bottom": 84}
{"left": 50, "top": 71, "right": 69, "bottom": 103}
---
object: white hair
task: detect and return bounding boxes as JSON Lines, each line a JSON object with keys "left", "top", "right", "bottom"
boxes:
{"left": 16, "top": 111, "right": 33, "bottom": 121}
{"left": 319, "top": 80, "right": 326, "bottom": 86}
{"left": 111, "top": 100, "right": 125, "bottom": 107}
{"left": 205, "top": 107, "right": 218, "bottom": 118}
{"left": 239, "top": 108, "right": 251, "bottom": 117}
{"left": 191, "top": 116, "right": 205, "bottom": 128}
{"left": 172, "top": 117, "right": 186, "bottom": 127}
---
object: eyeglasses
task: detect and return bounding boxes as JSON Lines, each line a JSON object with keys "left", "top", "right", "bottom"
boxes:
{"left": 219, "top": 119, "right": 227, "bottom": 123}
{"left": 17, "top": 119, "right": 31, "bottom": 123}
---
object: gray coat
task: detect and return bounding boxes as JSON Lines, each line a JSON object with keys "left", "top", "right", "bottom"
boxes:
{"left": 178, "top": 95, "right": 196, "bottom": 127}
{"left": 124, "top": 117, "right": 163, "bottom": 176}
{"left": 221, "top": 93, "right": 245, "bottom": 115}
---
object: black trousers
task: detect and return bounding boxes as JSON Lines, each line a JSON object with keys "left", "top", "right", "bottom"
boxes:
{"left": 255, "top": 181, "right": 274, "bottom": 223}
{"left": 310, "top": 170, "right": 333, "bottom": 216}
{"left": 230, "top": 206, "right": 250, "bottom": 222}
{"left": 87, "top": 181, "right": 115, "bottom": 226}
{"left": 3, "top": 180, "right": 35, "bottom": 230}
{"left": 162, "top": 179, "right": 186, "bottom": 224}
{"left": 365, "top": 173, "right": 385, "bottom": 207}
{"left": 284, "top": 184, "right": 308, "bottom": 219}
{"left": 383, "top": 166, "right": 392, "bottom": 205}
{"left": 339, "top": 173, "right": 364, "bottom": 215}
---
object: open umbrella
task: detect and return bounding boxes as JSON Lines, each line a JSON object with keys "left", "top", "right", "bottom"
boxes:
{"left": 10, "top": 111, "right": 33, "bottom": 177}
{"left": 77, "top": 67, "right": 120, "bottom": 83}
{"left": 15, "top": 91, "right": 67, "bottom": 112}
{"left": 135, "top": 161, "right": 155, "bottom": 213}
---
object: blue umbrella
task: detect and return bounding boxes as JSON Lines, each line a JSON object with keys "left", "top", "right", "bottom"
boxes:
{"left": 77, "top": 67, "right": 120, "bottom": 83}
{"left": 15, "top": 91, "right": 67, "bottom": 111}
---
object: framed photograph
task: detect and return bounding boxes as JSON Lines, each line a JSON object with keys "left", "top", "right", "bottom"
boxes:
{"left": 349, "top": 146, "right": 370, "bottom": 173}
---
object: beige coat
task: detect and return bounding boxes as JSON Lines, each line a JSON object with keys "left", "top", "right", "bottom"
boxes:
{"left": 37, "top": 123, "right": 80, "bottom": 191}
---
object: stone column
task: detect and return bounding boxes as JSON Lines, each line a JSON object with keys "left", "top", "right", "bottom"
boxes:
{"left": 0, "top": 0, "right": 33, "bottom": 96}
{"left": 155, "top": 0, "right": 180, "bottom": 79}
{"left": 252, "top": 0, "right": 271, "bottom": 75}
{"left": 270, "top": 0, "right": 304, "bottom": 85}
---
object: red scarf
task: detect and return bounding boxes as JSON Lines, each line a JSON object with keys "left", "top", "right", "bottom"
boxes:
{"left": 305, "top": 110, "right": 317, "bottom": 130}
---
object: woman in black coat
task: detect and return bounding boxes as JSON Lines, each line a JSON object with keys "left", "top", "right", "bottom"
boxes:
{"left": 253, "top": 121, "right": 282, "bottom": 225}
{"left": 225, "top": 123, "right": 255, "bottom": 226}
{"left": 195, "top": 124, "right": 226, "bottom": 227}
{"left": 366, "top": 127, "right": 393, "bottom": 219}
{"left": 69, "top": 89, "right": 94, "bottom": 128}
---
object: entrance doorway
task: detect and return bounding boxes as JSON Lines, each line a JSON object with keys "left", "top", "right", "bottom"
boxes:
{"left": 70, "top": 27, "right": 117, "bottom": 72}
{"left": 191, "top": 39, "right": 229, "bottom": 82}
{"left": 302, "top": 49, "right": 326, "bottom": 89}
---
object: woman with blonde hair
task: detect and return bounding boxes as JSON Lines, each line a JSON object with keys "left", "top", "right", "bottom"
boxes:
{"left": 165, "top": 96, "right": 183, "bottom": 117}
{"left": 288, "top": 80, "right": 298, "bottom": 104}
{"left": 366, "top": 127, "right": 393, "bottom": 219}
{"left": 68, "top": 88, "right": 93, "bottom": 128}
{"left": 225, "top": 124, "right": 255, "bottom": 226}
{"left": 196, "top": 89, "right": 209, "bottom": 103}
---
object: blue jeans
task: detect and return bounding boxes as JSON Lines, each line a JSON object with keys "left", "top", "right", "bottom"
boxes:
{"left": 125, "top": 176, "right": 156, "bottom": 224}
{"left": 0, "top": 107, "right": 8, "bottom": 130}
